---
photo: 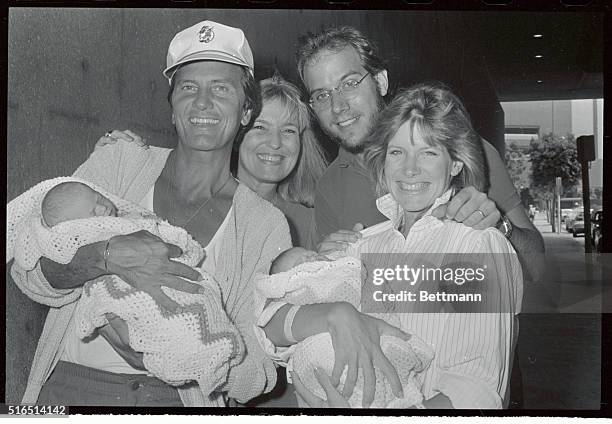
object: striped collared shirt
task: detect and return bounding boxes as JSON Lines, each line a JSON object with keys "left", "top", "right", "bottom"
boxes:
{"left": 346, "top": 190, "right": 523, "bottom": 408}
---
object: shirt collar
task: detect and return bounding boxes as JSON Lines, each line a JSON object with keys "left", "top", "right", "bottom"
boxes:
{"left": 336, "top": 147, "right": 370, "bottom": 173}
{"left": 336, "top": 147, "right": 356, "bottom": 166}
{"left": 376, "top": 188, "right": 454, "bottom": 230}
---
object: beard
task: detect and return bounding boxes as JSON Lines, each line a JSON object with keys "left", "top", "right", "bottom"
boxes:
{"left": 332, "top": 92, "right": 386, "bottom": 155}
{"left": 338, "top": 135, "right": 368, "bottom": 154}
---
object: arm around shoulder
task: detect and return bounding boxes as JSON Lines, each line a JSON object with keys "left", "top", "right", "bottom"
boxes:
{"left": 504, "top": 205, "right": 545, "bottom": 282}
{"left": 72, "top": 142, "right": 124, "bottom": 194}
{"left": 481, "top": 139, "right": 545, "bottom": 281}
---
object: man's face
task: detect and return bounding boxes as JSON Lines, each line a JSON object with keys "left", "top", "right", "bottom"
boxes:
{"left": 170, "top": 61, "right": 251, "bottom": 153}
{"left": 302, "top": 47, "right": 388, "bottom": 153}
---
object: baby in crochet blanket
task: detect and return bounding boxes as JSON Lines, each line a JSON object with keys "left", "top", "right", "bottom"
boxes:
{"left": 261, "top": 247, "right": 435, "bottom": 408}
{"left": 36, "top": 180, "right": 244, "bottom": 397}
{"left": 41, "top": 181, "right": 119, "bottom": 226}
{"left": 270, "top": 247, "right": 331, "bottom": 274}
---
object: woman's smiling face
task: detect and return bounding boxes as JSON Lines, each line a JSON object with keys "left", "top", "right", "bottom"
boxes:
{"left": 238, "top": 98, "right": 301, "bottom": 185}
{"left": 384, "top": 121, "right": 463, "bottom": 215}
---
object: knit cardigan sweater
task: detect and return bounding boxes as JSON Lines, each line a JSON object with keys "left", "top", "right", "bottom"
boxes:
{"left": 11, "top": 142, "right": 291, "bottom": 406}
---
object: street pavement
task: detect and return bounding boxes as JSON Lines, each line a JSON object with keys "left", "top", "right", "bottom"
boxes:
{"left": 516, "top": 212, "right": 604, "bottom": 409}
{"left": 523, "top": 212, "right": 607, "bottom": 314}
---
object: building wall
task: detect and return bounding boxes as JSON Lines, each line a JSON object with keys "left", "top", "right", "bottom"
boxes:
{"left": 503, "top": 100, "right": 573, "bottom": 137}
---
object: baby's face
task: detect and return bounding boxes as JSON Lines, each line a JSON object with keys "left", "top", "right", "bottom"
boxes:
{"left": 64, "top": 184, "right": 118, "bottom": 221}
{"left": 274, "top": 247, "right": 329, "bottom": 273}
{"left": 291, "top": 248, "right": 328, "bottom": 266}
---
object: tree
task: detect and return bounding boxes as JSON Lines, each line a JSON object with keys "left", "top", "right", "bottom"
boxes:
{"left": 528, "top": 132, "right": 581, "bottom": 204}
{"left": 504, "top": 142, "right": 531, "bottom": 190}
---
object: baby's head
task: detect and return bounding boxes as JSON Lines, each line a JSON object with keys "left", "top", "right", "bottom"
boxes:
{"left": 271, "top": 247, "right": 329, "bottom": 274}
{"left": 42, "top": 182, "right": 118, "bottom": 227}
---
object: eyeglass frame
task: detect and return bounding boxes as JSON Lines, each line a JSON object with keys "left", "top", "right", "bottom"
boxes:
{"left": 307, "top": 72, "right": 371, "bottom": 110}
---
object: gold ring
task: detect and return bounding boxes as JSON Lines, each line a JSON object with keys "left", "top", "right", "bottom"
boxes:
{"left": 475, "top": 210, "right": 486, "bottom": 218}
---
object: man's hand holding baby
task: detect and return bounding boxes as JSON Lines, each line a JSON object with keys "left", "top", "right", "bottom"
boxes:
{"left": 105, "top": 230, "right": 204, "bottom": 312}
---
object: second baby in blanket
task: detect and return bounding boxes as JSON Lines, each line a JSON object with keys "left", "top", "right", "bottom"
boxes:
{"left": 256, "top": 246, "right": 435, "bottom": 408}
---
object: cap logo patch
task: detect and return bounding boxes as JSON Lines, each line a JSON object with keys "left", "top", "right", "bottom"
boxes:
{"left": 198, "top": 25, "right": 215, "bottom": 43}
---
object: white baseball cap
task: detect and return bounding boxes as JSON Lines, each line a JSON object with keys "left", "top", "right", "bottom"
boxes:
{"left": 163, "top": 20, "right": 254, "bottom": 82}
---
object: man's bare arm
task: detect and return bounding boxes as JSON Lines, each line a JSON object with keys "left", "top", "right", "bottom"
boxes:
{"left": 37, "top": 230, "right": 204, "bottom": 311}
{"left": 40, "top": 242, "right": 107, "bottom": 289}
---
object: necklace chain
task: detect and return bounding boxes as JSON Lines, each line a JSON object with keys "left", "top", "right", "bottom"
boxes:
{"left": 166, "top": 152, "right": 234, "bottom": 228}
{"left": 180, "top": 173, "right": 233, "bottom": 227}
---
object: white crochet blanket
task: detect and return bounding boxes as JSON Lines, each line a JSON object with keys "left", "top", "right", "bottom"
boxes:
{"left": 255, "top": 256, "right": 434, "bottom": 408}
{"left": 7, "top": 177, "right": 245, "bottom": 396}
{"left": 7, "top": 176, "right": 190, "bottom": 269}
{"left": 76, "top": 273, "right": 245, "bottom": 396}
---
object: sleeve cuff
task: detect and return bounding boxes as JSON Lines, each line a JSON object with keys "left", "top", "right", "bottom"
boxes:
{"left": 254, "top": 300, "right": 297, "bottom": 365}
{"left": 10, "top": 262, "right": 80, "bottom": 307}
{"left": 434, "top": 370, "right": 503, "bottom": 409}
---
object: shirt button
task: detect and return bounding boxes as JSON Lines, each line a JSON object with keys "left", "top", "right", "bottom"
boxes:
{"left": 130, "top": 381, "right": 141, "bottom": 390}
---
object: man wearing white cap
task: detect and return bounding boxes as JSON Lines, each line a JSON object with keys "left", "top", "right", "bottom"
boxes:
{"left": 12, "top": 20, "right": 290, "bottom": 407}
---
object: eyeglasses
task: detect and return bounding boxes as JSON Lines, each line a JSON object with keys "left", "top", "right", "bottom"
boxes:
{"left": 308, "top": 72, "right": 371, "bottom": 110}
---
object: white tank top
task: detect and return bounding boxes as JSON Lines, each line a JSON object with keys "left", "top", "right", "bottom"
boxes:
{"left": 60, "top": 186, "right": 232, "bottom": 374}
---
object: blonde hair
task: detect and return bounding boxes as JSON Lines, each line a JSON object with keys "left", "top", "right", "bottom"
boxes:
{"left": 365, "top": 82, "right": 488, "bottom": 197}
{"left": 237, "top": 74, "right": 327, "bottom": 207}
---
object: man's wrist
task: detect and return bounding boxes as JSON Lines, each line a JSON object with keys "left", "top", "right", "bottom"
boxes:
{"left": 40, "top": 240, "right": 110, "bottom": 289}
{"left": 103, "top": 238, "right": 112, "bottom": 272}
{"left": 496, "top": 215, "right": 513, "bottom": 239}
{"left": 93, "top": 238, "right": 112, "bottom": 275}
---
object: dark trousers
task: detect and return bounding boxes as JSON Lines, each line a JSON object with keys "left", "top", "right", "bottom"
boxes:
{"left": 38, "top": 361, "right": 183, "bottom": 406}
{"left": 509, "top": 347, "right": 524, "bottom": 409}
{"left": 241, "top": 367, "right": 298, "bottom": 408}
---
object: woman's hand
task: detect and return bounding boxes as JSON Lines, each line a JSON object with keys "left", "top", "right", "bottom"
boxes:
{"left": 291, "top": 367, "right": 351, "bottom": 408}
{"left": 325, "top": 302, "right": 409, "bottom": 407}
{"left": 98, "top": 313, "right": 145, "bottom": 370}
{"left": 317, "top": 223, "right": 364, "bottom": 255}
{"left": 107, "top": 230, "right": 204, "bottom": 311}
{"left": 94, "top": 129, "right": 149, "bottom": 151}
{"left": 432, "top": 186, "right": 501, "bottom": 230}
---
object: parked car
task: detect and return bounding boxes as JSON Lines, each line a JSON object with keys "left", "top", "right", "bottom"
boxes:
{"left": 572, "top": 212, "right": 585, "bottom": 237}
{"left": 565, "top": 208, "right": 581, "bottom": 231}
{"left": 591, "top": 210, "right": 603, "bottom": 252}
{"left": 562, "top": 208, "right": 574, "bottom": 223}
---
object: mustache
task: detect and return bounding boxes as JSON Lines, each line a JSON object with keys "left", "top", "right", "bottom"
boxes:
{"left": 320, "top": 91, "right": 386, "bottom": 154}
